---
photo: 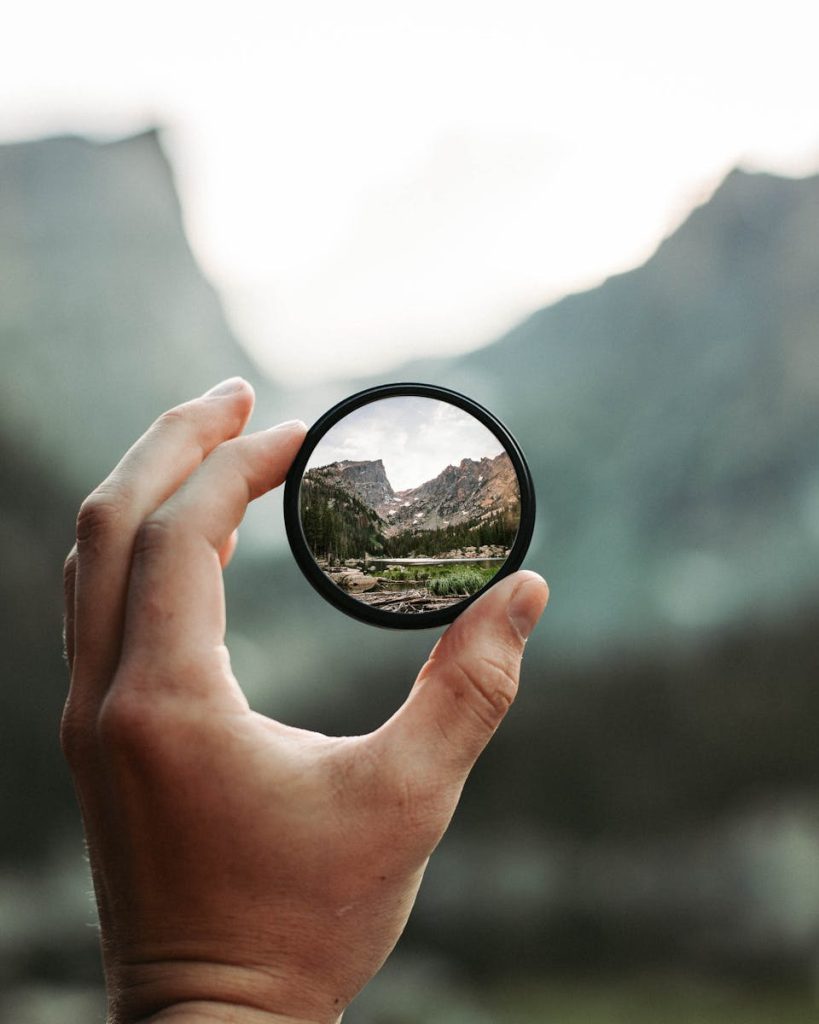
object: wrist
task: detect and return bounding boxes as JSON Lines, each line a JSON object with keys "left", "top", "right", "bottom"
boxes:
{"left": 107, "top": 957, "right": 344, "bottom": 1024}
{"left": 133, "top": 1003, "right": 337, "bottom": 1024}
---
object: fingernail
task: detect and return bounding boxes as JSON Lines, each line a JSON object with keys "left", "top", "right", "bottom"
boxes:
{"left": 204, "top": 377, "right": 246, "bottom": 397}
{"left": 268, "top": 419, "right": 307, "bottom": 433}
{"left": 507, "top": 574, "right": 549, "bottom": 641}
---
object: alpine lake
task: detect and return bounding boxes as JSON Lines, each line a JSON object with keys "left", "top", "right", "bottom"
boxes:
{"left": 316, "top": 549, "right": 510, "bottom": 614}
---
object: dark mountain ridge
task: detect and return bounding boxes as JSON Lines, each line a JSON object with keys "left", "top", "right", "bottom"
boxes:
{"left": 0, "top": 130, "right": 277, "bottom": 863}
{"left": 304, "top": 451, "right": 518, "bottom": 536}
{"left": 0, "top": 130, "right": 273, "bottom": 494}
{"left": 355, "top": 167, "right": 819, "bottom": 647}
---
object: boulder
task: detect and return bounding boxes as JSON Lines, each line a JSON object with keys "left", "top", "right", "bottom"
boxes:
{"left": 337, "top": 570, "right": 377, "bottom": 592}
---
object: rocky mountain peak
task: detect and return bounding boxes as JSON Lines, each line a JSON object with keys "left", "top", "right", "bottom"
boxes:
{"left": 304, "top": 452, "right": 519, "bottom": 537}
{"left": 377, "top": 451, "right": 519, "bottom": 534}
{"left": 306, "top": 458, "right": 394, "bottom": 509}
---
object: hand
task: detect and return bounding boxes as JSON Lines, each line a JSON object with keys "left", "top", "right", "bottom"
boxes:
{"left": 61, "top": 378, "right": 549, "bottom": 1024}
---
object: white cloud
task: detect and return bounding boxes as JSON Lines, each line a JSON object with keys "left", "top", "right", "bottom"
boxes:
{"left": 306, "top": 395, "right": 503, "bottom": 490}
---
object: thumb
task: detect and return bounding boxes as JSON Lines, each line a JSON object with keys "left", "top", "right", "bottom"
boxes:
{"left": 380, "top": 570, "right": 549, "bottom": 786}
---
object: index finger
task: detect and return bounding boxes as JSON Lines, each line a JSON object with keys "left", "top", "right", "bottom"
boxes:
{"left": 119, "top": 420, "right": 307, "bottom": 689}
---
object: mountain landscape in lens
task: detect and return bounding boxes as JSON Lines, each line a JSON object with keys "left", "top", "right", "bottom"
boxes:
{"left": 301, "top": 448, "right": 521, "bottom": 612}
{"left": 8, "top": 132, "right": 819, "bottom": 1021}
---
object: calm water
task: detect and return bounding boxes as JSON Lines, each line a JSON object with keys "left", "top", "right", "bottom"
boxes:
{"left": 365, "top": 557, "right": 505, "bottom": 567}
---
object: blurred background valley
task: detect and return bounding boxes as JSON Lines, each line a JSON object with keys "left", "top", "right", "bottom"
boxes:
{"left": 2, "top": 124, "right": 819, "bottom": 1022}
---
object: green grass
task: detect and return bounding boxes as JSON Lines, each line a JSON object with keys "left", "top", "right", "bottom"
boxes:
{"left": 426, "top": 566, "right": 497, "bottom": 596}
{"left": 377, "top": 563, "right": 499, "bottom": 595}
{"left": 380, "top": 566, "right": 430, "bottom": 582}
{"left": 370, "top": 560, "right": 504, "bottom": 599}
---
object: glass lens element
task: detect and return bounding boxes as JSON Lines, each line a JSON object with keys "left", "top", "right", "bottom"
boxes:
{"left": 298, "top": 396, "right": 521, "bottom": 614}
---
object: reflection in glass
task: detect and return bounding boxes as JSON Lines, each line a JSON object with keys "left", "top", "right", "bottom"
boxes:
{"left": 299, "top": 396, "right": 521, "bottom": 614}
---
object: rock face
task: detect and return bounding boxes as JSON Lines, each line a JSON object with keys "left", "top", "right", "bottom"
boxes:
{"left": 384, "top": 451, "right": 519, "bottom": 533}
{"left": 309, "top": 458, "right": 395, "bottom": 509}
{"left": 305, "top": 451, "right": 519, "bottom": 537}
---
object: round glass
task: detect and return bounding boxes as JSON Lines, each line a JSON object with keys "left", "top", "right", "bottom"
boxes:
{"left": 283, "top": 384, "right": 535, "bottom": 629}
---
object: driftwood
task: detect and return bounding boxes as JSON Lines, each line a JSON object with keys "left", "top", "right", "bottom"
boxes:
{"left": 356, "top": 589, "right": 463, "bottom": 614}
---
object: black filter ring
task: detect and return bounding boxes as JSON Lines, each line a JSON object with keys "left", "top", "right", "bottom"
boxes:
{"left": 283, "top": 383, "right": 536, "bottom": 630}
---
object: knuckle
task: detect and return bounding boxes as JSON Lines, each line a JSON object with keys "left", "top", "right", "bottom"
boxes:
{"left": 76, "top": 491, "right": 124, "bottom": 546}
{"left": 97, "top": 690, "right": 156, "bottom": 754}
{"left": 378, "top": 769, "right": 453, "bottom": 863}
{"left": 59, "top": 705, "right": 95, "bottom": 768}
{"left": 155, "top": 405, "right": 189, "bottom": 431}
{"left": 132, "top": 514, "right": 173, "bottom": 562}
{"left": 394, "top": 773, "right": 445, "bottom": 837}
{"left": 63, "top": 547, "right": 77, "bottom": 589}
{"left": 154, "top": 405, "right": 207, "bottom": 458}
{"left": 354, "top": 759, "right": 442, "bottom": 857}
{"left": 448, "top": 655, "right": 519, "bottom": 731}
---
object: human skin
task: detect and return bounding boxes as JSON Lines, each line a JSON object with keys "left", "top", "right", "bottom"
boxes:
{"left": 60, "top": 378, "right": 549, "bottom": 1024}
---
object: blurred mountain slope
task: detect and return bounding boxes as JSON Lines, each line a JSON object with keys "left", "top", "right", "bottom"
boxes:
{"left": 0, "top": 130, "right": 275, "bottom": 863}
{"left": 3, "top": 130, "right": 819, "bottom": 999}
{"left": 367, "top": 169, "right": 819, "bottom": 651}
{"left": 0, "top": 130, "right": 272, "bottom": 493}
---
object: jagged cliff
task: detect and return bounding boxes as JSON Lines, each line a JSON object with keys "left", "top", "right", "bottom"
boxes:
{"left": 308, "top": 458, "right": 395, "bottom": 509}
{"left": 304, "top": 451, "right": 519, "bottom": 537}
{"left": 383, "top": 452, "right": 518, "bottom": 533}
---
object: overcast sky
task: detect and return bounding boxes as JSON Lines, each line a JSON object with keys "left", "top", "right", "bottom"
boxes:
{"left": 2, "top": 1, "right": 817, "bottom": 384}
{"left": 306, "top": 396, "right": 504, "bottom": 490}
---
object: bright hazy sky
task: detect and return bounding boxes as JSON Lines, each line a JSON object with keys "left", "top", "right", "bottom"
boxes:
{"left": 306, "top": 396, "right": 504, "bottom": 490}
{"left": 2, "top": 1, "right": 817, "bottom": 384}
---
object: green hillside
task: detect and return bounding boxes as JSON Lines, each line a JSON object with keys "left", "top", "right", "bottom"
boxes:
{"left": 300, "top": 474, "right": 387, "bottom": 561}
